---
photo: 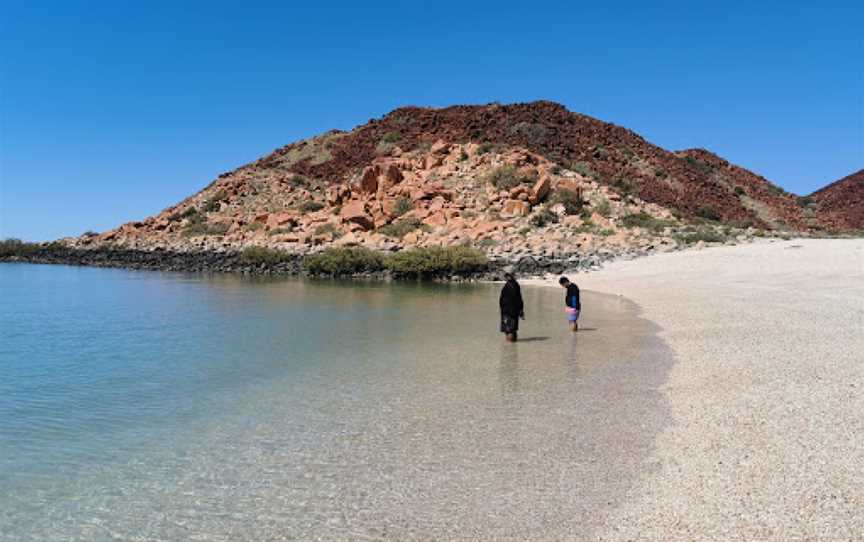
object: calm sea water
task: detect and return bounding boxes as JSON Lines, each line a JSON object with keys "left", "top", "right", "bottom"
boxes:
{"left": 0, "top": 263, "right": 672, "bottom": 540}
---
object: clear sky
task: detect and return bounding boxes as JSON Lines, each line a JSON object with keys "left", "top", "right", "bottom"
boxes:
{"left": 1, "top": 1, "right": 861, "bottom": 240}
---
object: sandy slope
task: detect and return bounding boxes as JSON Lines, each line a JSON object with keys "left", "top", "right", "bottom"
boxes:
{"left": 534, "top": 238, "right": 864, "bottom": 540}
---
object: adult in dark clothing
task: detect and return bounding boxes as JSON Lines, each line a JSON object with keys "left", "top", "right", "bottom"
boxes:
{"left": 499, "top": 273, "right": 524, "bottom": 342}
{"left": 559, "top": 276, "right": 581, "bottom": 332}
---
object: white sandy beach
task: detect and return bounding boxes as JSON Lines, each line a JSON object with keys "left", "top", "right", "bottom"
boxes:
{"left": 530, "top": 238, "right": 864, "bottom": 539}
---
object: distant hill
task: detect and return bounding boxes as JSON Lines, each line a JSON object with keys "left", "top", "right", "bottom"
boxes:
{"left": 69, "top": 101, "right": 845, "bottom": 260}
{"left": 809, "top": 169, "right": 864, "bottom": 232}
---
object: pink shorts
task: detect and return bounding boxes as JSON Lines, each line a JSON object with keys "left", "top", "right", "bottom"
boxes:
{"left": 565, "top": 307, "right": 580, "bottom": 322}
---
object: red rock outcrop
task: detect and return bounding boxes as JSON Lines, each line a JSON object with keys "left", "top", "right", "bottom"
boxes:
{"left": 809, "top": 169, "right": 864, "bottom": 231}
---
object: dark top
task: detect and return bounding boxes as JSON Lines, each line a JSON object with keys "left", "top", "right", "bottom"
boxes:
{"left": 565, "top": 283, "right": 581, "bottom": 310}
{"left": 499, "top": 279, "right": 524, "bottom": 318}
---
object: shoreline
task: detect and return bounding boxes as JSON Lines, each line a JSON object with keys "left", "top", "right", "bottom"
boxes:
{"left": 0, "top": 242, "right": 663, "bottom": 280}
{"left": 528, "top": 238, "right": 864, "bottom": 538}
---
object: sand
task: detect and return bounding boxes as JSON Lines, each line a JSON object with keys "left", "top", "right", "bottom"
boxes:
{"left": 529, "top": 238, "right": 864, "bottom": 539}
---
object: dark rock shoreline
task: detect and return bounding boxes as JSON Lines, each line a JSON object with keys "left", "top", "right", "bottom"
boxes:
{"left": 0, "top": 245, "right": 646, "bottom": 281}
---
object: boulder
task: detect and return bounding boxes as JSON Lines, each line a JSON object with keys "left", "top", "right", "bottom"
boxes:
{"left": 376, "top": 164, "right": 403, "bottom": 200}
{"left": 267, "top": 212, "right": 298, "bottom": 229}
{"left": 359, "top": 166, "right": 379, "bottom": 194}
{"left": 502, "top": 199, "right": 530, "bottom": 217}
{"left": 340, "top": 201, "right": 374, "bottom": 230}
{"left": 431, "top": 139, "right": 450, "bottom": 155}
{"left": 469, "top": 221, "right": 504, "bottom": 240}
{"left": 381, "top": 197, "right": 400, "bottom": 218}
{"left": 424, "top": 211, "right": 447, "bottom": 227}
{"left": 410, "top": 189, "right": 430, "bottom": 201}
{"left": 384, "top": 163, "right": 403, "bottom": 184}
{"left": 424, "top": 154, "right": 445, "bottom": 169}
{"left": 529, "top": 176, "right": 551, "bottom": 204}
{"left": 326, "top": 184, "right": 350, "bottom": 206}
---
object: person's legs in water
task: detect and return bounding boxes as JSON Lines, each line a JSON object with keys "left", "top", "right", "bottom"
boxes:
{"left": 501, "top": 314, "right": 519, "bottom": 342}
{"left": 567, "top": 308, "right": 580, "bottom": 332}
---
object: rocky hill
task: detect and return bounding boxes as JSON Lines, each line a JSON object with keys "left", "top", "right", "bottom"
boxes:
{"left": 808, "top": 169, "right": 864, "bottom": 232}
{"left": 69, "top": 101, "right": 820, "bottom": 265}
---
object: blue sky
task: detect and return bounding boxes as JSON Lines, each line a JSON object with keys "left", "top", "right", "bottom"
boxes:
{"left": 1, "top": 1, "right": 861, "bottom": 240}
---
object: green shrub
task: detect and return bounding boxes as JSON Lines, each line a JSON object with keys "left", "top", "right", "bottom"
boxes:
{"left": 393, "top": 197, "right": 413, "bottom": 218}
{"left": 696, "top": 206, "right": 721, "bottom": 222}
{"left": 530, "top": 207, "right": 559, "bottom": 227}
{"left": 385, "top": 246, "right": 488, "bottom": 277}
{"left": 654, "top": 169, "right": 667, "bottom": 179}
{"left": 797, "top": 196, "right": 815, "bottom": 207}
{"left": 618, "top": 145, "right": 635, "bottom": 158}
{"left": 675, "top": 229, "right": 727, "bottom": 244}
{"left": 240, "top": 246, "right": 293, "bottom": 265}
{"left": 734, "top": 186, "right": 746, "bottom": 196}
{"left": 621, "top": 212, "right": 674, "bottom": 232}
{"left": 613, "top": 178, "right": 634, "bottom": 197}
{"left": 181, "top": 207, "right": 198, "bottom": 219}
{"left": 299, "top": 201, "right": 325, "bottom": 213}
{"left": 245, "top": 221, "right": 263, "bottom": 232}
{"left": 552, "top": 189, "right": 583, "bottom": 215}
{"left": 684, "top": 155, "right": 714, "bottom": 174}
{"left": 594, "top": 199, "right": 612, "bottom": 217}
{"left": 313, "top": 223, "right": 342, "bottom": 238}
{"left": 571, "top": 161, "right": 598, "bottom": 179}
{"left": 508, "top": 121, "right": 548, "bottom": 144}
{"left": 376, "top": 132, "right": 402, "bottom": 154}
{"left": 459, "top": 151, "right": 469, "bottom": 161}
{"left": 184, "top": 221, "right": 230, "bottom": 237}
{"left": 381, "top": 131, "right": 401, "bottom": 144}
{"left": 379, "top": 217, "right": 426, "bottom": 238}
{"left": 304, "top": 247, "right": 385, "bottom": 275}
{"left": 202, "top": 190, "right": 228, "bottom": 213}
{"left": 485, "top": 165, "right": 532, "bottom": 191}
{"left": 477, "top": 142, "right": 495, "bottom": 155}
{"left": 729, "top": 219, "right": 757, "bottom": 229}
{"left": 268, "top": 226, "right": 294, "bottom": 236}
{"left": 0, "top": 238, "right": 39, "bottom": 257}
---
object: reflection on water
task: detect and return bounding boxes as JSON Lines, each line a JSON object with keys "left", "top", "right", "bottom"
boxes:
{"left": 0, "top": 264, "right": 673, "bottom": 540}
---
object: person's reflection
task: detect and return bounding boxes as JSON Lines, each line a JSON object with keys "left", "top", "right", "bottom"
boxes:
{"left": 567, "top": 333, "right": 582, "bottom": 383}
{"left": 498, "top": 342, "right": 521, "bottom": 407}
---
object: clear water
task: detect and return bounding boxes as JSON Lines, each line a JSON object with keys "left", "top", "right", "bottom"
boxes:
{"left": 0, "top": 263, "right": 672, "bottom": 540}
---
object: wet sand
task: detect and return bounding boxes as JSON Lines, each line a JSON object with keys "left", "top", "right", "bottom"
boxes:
{"left": 533, "top": 238, "right": 864, "bottom": 539}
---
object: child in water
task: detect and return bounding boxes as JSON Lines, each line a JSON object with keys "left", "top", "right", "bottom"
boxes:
{"left": 558, "top": 276, "right": 580, "bottom": 332}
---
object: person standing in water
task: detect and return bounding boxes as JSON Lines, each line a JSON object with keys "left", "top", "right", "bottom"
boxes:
{"left": 499, "top": 272, "right": 524, "bottom": 342}
{"left": 559, "top": 276, "right": 581, "bottom": 332}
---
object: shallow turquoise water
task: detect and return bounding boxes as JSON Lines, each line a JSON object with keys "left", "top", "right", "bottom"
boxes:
{"left": 0, "top": 263, "right": 671, "bottom": 540}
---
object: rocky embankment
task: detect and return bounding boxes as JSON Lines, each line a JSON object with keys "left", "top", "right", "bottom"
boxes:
{"left": 2, "top": 240, "right": 674, "bottom": 280}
